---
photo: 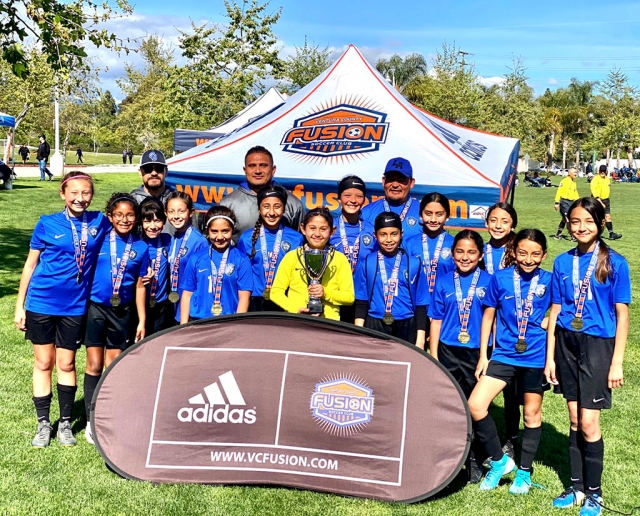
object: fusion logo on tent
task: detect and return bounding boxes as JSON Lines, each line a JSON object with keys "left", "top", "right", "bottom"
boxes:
{"left": 310, "top": 374, "right": 375, "bottom": 436}
{"left": 281, "top": 102, "right": 389, "bottom": 160}
{"left": 177, "top": 371, "right": 257, "bottom": 424}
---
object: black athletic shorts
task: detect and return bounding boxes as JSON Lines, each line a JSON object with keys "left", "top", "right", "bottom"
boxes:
{"left": 554, "top": 326, "right": 615, "bottom": 410}
{"left": 25, "top": 311, "right": 84, "bottom": 350}
{"left": 84, "top": 301, "right": 132, "bottom": 350}
{"left": 339, "top": 303, "right": 356, "bottom": 324}
{"left": 438, "top": 342, "right": 485, "bottom": 399}
{"left": 365, "top": 315, "right": 416, "bottom": 345}
{"left": 559, "top": 198, "right": 573, "bottom": 218}
{"left": 486, "top": 360, "right": 549, "bottom": 394}
{"left": 600, "top": 197, "right": 611, "bottom": 215}
{"left": 129, "top": 299, "right": 174, "bottom": 340}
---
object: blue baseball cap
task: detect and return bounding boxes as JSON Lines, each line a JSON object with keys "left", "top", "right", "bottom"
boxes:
{"left": 384, "top": 157, "right": 413, "bottom": 178}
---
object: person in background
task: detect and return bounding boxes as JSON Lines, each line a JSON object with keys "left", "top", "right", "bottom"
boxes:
{"left": 590, "top": 165, "right": 621, "bottom": 240}
{"left": 554, "top": 167, "right": 580, "bottom": 240}
{"left": 128, "top": 149, "right": 134, "bottom": 165}
{"left": 37, "top": 134, "right": 53, "bottom": 181}
{"left": 76, "top": 147, "right": 83, "bottom": 164}
{"left": 19, "top": 144, "right": 29, "bottom": 165}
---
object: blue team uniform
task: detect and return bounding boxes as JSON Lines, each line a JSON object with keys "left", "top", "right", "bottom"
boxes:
{"left": 169, "top": 227, "right": 209, "bottom": 321}
{"left": 329, "top": 215, "right": 377, "bottom": 273}
{"left": 182, "top": 246, "right": 253, "bottom": 319}
{"left": 26, "top": 211, "right": 110, "bottom": 316}
{"left": 403, "top": 231, "right": 455, "bottom": 289}
{"left": 483, "top": 242, "right": 508, "bottom": 275}
{"left": 552, "top": 248, "right": 631, "bottom": 338}
{"left": 429, "top": 268, "right": 492, "bottom": 349}
{"left": 89, "top": 232, "right": 150, "bottom": 306}
{"left": 361, "top": 198, "right": 422, "bottom": 240}
{"left": 236, "top": 226, "right": 303, "bottom": 296}
{"left": 354, "top": 251, "right": 430, "bottom": 319}
{"left": 483, "top": 266, "right": 552, "bottom": 368}
{"left": 144, "top": 233, "right": 171, "bottom": 304}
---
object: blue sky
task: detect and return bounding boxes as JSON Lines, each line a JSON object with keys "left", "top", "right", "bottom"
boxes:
{"left": 96, "top": 0, "right": 640, "bottom": 99}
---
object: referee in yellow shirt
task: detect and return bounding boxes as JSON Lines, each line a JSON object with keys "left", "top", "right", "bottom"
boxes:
{"left": 554, "top": 167, "right": 580, "bottom": 240}
{"left": 591, "top": 165, "right": 622, "bottom": 240}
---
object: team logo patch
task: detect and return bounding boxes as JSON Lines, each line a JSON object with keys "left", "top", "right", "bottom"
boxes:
{"left": 281, "top": 241, "right": 291, "bottom": 252}
{"left": 407, "top": 217, "right": 418, "bottom": 227}
{"left": 225, "top": 263, "right": 235, "bottom": 275}
{"left": 361, "top": 233, "right": 373, "bottom": 246}
{"left": 441, "top": 248, "right": 452, "bottom": 259}
{"left": 476, "top": 287, "right": 486, "bottom": 300}
{"left": 89, "top": 227, "right": 98, "bottom": 237}
{"left": 129, "top": 249, "right": 137, "bottom": 260}
{"left": 536, "top": 284, "right": 547, "bottom": 298}
{"left": 149, "top": 151, "right": 158, "bottom": 162}
{"left": 310, "top": 374, "right": 375, "bottom": 436}
{"left": 179, "top": 247, "right": 188, "bottom": 257}
{"left": 280, "top": 101, "right": 389, "bottom": 161}
{"left": 162, "top": 248, "right": 168, "bottom": 257}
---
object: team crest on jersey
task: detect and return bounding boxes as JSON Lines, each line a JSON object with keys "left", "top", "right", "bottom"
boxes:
{"left": 281, "top": 241, "right": 291, "bottom": 252}
{"left": 361, "top": 233, "right": 373, "bottom": 246}
{"left": 280, "top": 101, "right": 389, "bottom": 161}
{"left": 162, "top": 248, "right": 168, "bottom": 257}
{"left": 407, "top": 217, "right": 418, "bottom": 227}
{"left": 179, "top": 247, "right": 188, "bottom": 257}
{"left": 129, "top": 249, "right": 137, "bottom": 259}
{"left": 476, "top": 287, "right": 486, "bottom": 300}
{"left": 89, "top": 227, "right": 98, "bottom": 237}
{"left": 441, "top": 248, "right": 452, "bottom": 259}
{"left": 225, "top": 263, "right": 235, "bottom": 275}
{"left": 536, "top": 284, "right": 547, "bottom": 298}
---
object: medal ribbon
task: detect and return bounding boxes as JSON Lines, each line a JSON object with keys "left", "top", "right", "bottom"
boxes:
{"left": 422, "top": 232, "right": 445, "bottom": 293}
{"left": 169, "top": 226, "right": 193, "bottom": 295}
{"left": 378, "top": 251, "right": 403, "bottom": 316}
{"left": 514, "top": 268, "right": 540, "bottom": 341}
{"left": 383, "top": 197, "right": 413, "bottom": 222}
{"left": 64, "top": 208, "right": 88, "bottom": 279}
{"left": 338, "top": 217, "right": 362, "bottom": 272}
{"left": 110, "top": 229, "right": 134, "bottom": 297}
{"left": 573, "top": 242, "right": 600, "bottom": 319}
{"left": 454, "top": 269, "right": 481, "bottom": 333}
{"left": 260, "top": 225, "right": 283, "bottom": 290}
{"left": 149, "top": 243, "right": 163, "bottom": 301}
{"left": 210, "top": 248, "right": 229, "bottom": 309}
{"left": 485, "top": 244, "right": 505, "bottom": 275}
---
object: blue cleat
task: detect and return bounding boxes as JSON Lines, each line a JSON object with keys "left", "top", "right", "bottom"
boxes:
{"left": 479, "top": 454, "right": 516, "bottom": 491}
{"left": 579, "top": 494, "right": 602, "bottom": 516}
{"left": 509, "top": 469, "right": 531, "bottom": 495}
{"left": 552, "top": 487, "right": 585, "bottom": 509}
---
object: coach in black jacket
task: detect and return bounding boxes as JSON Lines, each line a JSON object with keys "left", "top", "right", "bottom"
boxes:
{"left": 36, "top": 134, "right": 53, "bottom": 181}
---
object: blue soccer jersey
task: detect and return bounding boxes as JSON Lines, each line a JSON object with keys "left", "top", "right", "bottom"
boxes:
{"left": 182, "top": 246, "right": 252, "bottom": 319}
{"left": 361, "top": 197, "right": 422, "bottom": 240}
{"left": 236, "top": 225, "right": 303, "bottom": 296}
{"left": 89, "top": 231, "right": 150, "bottom": 306}
{"left": 144, "top": 233, "right": 171, "bottom": 304}
{"left": 403, "top": 231, "right": 456, "bottom": 290}
{"left": 552, "top": 247, "right": 631, "bottom": 338}
{"left": 429, "top": 268, "right": 492, "bottom": 349}
{"left": 483, "top": 242, "right": 508, "bottom": 275}
{"left": 26, "top": 210, "right": 110, "bottom": 316}
{"left": 483, "top": 266, "right": 552, "bottom": 367}
{"left": 329, "top": 215, "right": 377, "bottom": 273}
{"left": 354, "top": 251, "right": 429, "bottom": 320}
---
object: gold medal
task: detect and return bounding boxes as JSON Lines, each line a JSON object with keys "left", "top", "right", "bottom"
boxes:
{"left": 571, "top": 317, "right": 584, "bottom": 331}
{"left": 110, "top": 295, "right": 121, "bottom": 307}
{"left": 211, "top": 303, "right": 223, "bottom": 316}
{"left": 457, "top": 331, "right": 470, "bottom": 344}
{"left": 168, "top": 291, "right": 179, "bottom": 303}
{"left": 263, "top": 288, "right": 271, "bottom": 300}
{"left": 382, "top": 313, "right": 395, "bottom": 325}
{"left": 516, "top": 339, "right": 527, "bottom": 353}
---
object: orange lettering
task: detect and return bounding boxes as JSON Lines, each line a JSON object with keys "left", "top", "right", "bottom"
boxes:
{"left": 449, "top": 200, "right": 468, "bottom": 219}
{"left": 201, "top": 185, "right": 232, "bottom": 204}
{"left": 325, "top": 192, "right": 339, "bottom": 211}
{"left": 176, "top": 184, "right": 200, "bottom": 203}
{"left": 363, "top": 125, "right": 384, "bottom": 140}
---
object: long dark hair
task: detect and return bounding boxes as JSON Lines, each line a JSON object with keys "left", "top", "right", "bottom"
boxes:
{"left": 419, "top": 192, "right": 451, "bottom": 218}
{"left": 505, "top": 228, "right": 547, "bottom": 268}
{"left": 301, "top": 207, "right": 334, "bottom": 247}
{"left": 453, "top": 229, "right": 484, "bottom": 254}
{"left": 486, "top": 201, "right": 518, "bottom": 262}
{"left": 568, "top": 197, "right": 611, "bottom": 283}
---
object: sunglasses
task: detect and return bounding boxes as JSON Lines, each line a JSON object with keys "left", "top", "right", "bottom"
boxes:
{"left": 141, "top": 164, "right": 166, "bottom": 175}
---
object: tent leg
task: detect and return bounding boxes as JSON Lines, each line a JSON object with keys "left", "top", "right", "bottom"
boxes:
{"left": 509, "top": 179, "right": 516, "bottom": 206}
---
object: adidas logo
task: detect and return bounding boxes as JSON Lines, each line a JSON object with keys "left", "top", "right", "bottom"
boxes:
{"left": 177, "top": 371, "right": 257, "bottom": 424}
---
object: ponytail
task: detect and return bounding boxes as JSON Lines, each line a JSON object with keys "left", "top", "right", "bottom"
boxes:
{"left": 501, "top": 232, "right": 518, "bottom": 268}
{"left": 595, "top": 238, "right": 612, "bottom": 284}
{"left": 250, "top": 215, "right": 264, "bottom": 258}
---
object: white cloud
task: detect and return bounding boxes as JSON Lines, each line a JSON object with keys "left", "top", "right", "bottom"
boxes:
{"left": 478, "top": 75, "right": 506, "bottom": 87}
{"left": 548, "top": 77, "right": 558, "bottom": 85}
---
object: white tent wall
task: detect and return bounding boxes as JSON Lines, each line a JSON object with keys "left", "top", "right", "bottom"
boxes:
{"left": 166, "top": 46, "right": 519, "bottom": 228}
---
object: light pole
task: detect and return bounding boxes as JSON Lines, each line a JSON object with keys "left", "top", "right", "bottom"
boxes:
{"left": 49, "top": 79, "right": 64, "bottom": 176}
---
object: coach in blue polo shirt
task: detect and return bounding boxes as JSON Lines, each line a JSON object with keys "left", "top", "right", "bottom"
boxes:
{"left": 361, "top": 157, "right": 422, "bottom": 240}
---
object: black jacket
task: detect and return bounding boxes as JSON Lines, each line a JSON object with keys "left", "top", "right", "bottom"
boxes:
{"left": 36, "top": 141, "right": 50, "bottom": 161}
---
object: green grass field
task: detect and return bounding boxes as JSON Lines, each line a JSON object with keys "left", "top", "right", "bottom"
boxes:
{"left": 14, "top": 151, "right": 133, "bottom": 167}
{"left": 0, "top": 175, "right": 638, "bottom": 515}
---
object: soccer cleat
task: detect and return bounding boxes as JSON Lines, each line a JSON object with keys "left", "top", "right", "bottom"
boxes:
{"left": 503, "top": 438, "right": 516, "bottom": 460}
{"left": 56, "top": 421, "right": 76, "bottom": 447}
{"left": 579, "top": 494, "right": 603, "bottom": 516}
{"left": 31, "top": 421, "right": 53, "bottom": 448}
{"left": 552, "top": 487, "right": 586, "bottom": 508}
{"left": 609, "top": 232, "right": 622, "bottom": 240}
{"left": 479, "top": 454, "right": 516, "bottom": 491}
{"left": 553, "top": 234, "right": 564, "bottom": 240}
{"left": 509, "top": 469, "right": 531, "bottom": 495}
{"left": 467, "top": 457, "right": 483, "bottom": 484}
{"left": 85, "top": 425, "right": 94, "bottom": 445}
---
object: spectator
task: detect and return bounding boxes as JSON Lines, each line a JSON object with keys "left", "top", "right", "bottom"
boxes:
{"left": 122, "top": 149, "right": 127, "bottom": 165}
{"left": 19, "top": 144, "right": 29, "bottom": 165}
{"left": 36, "top": 134, "right": 53, "bottom": 181}
{"left": 76, "top": 147, "right": 83, "bottom": 164}
{"left": 127, "top": 149, "right": 133, "bottom": 164}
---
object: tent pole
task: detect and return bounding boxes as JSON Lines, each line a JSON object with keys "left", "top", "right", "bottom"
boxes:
{"left": 509, "top": 178, "right": 516, "bottom": 206}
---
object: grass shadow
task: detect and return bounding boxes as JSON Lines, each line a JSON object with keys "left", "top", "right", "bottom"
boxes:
{"left": 0, "top": 227, "right": 33, "bottom": 298}
{"left": 1, "top": 184, "right": 41, "bottom": 190}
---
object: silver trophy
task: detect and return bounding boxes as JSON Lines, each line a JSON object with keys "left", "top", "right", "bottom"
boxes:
{"left": 304, "top": 248, "right": 332, "bottom": 314}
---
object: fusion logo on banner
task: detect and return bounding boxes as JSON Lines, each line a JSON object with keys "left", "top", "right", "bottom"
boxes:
{"left": 280, "top": 101, "right": 389, "bottom": 159}
{"left": 177, "top": 370, "right": 257, "bottom": 424}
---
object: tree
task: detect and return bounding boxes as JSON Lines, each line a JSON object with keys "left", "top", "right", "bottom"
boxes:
{"left": 1, "top": 0, "right": 133, "bottom": 78}
{"left": 376, "top": 53, "right": 427, "bottom": 92}
{"left": 281, "top": 37, "right": 332, "bottom": 94}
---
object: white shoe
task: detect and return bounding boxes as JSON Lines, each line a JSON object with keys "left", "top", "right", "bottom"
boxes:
{"left": 85, "top": 426, "right": 94, "bottom": 445}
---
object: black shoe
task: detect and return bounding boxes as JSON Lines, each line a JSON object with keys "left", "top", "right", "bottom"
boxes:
{"left": 467, "top": 457, "right": 483, "bottom": 484}
{"left": 503, "top": 438, "right": 516, "bottom": 460}
{"left": 609, "top": 232, "right": 622, "bottom": 240}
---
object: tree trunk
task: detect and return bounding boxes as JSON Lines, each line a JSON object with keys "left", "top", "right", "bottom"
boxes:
{"left": 562, "top": 139, "right": 568, "bottom": 169}
{"left": 616, "top": 147, "right": 620, "bottom": 169}
{"left": 62, "top": 128, "right": 71, "bottom": 165}
{"left": 606, "top": 148, "right": 611, "bottom": 166}
{"left": 547, "top": 133, "right": 555, "bottom": 167}
{"left": 627, "top": 147, "right": 635, "bottom": 169}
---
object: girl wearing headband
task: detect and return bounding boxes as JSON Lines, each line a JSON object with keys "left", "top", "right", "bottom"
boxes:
{"left": 83, "top": 193, "right": 150, "bottom": 444}
{"left": 545, "top": 198, "right": 630, "bottom": 514}
{"left": 180, "top": 206, "right": 252, "bottom": 322}
{"left": 468, "top": 229, "right": 551, "bottom": 493}
{"left": 330, "top": 175, "right": 376, "bottom": 323}
{"left": 237, "top": 185, "right": 303, "bottom": 311}
{"left": 270, "top": 207, "right": 354, "bottom": 320}
{"left": 165, "top": 191, "right": 208, "bottom": 323}
{"left": 15, "top": 171, "right": 110, "bottom": 448}
{"left": 354, "top": 212, "right": 429, "bottom": 345}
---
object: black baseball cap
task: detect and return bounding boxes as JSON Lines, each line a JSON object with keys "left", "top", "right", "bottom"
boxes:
{"left": 140, "top": 149, "right": 167, "bottom": 167}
